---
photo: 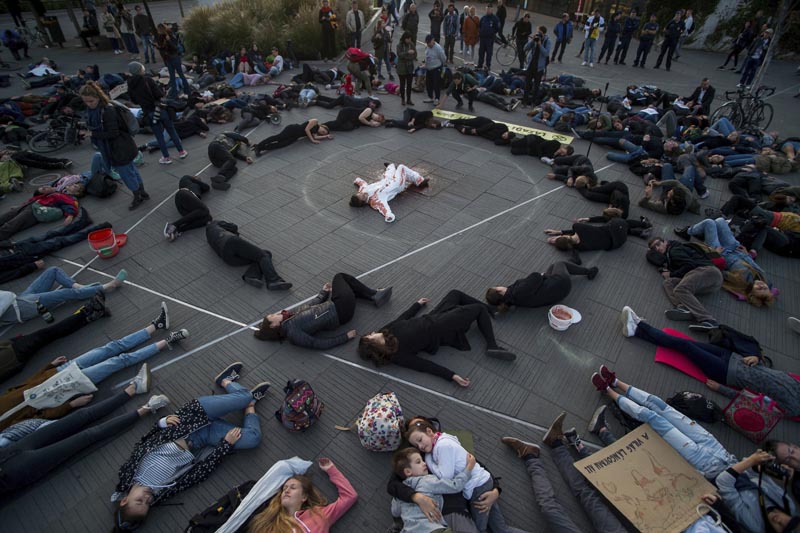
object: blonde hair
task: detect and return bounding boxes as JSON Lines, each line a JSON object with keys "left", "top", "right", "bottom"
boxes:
{"left": 79, "top": 81, "right": 111, "bottom": 106}
{"left": 247, "top": 476, "right": 327, "bottom": 533}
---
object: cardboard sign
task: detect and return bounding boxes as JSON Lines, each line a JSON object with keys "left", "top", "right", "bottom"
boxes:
{"left": 432, "top": 109, "right": 573, "bottom": 143}
{"left": 574, "top": 424, "right": 715, "bottom": 533}
{"left": 109, "top": 82, "right": 128, "bottom": 100}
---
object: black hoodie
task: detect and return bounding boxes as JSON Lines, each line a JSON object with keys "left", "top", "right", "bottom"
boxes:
{"left": 126, "top": 73, "right": 163, "bottom": 113}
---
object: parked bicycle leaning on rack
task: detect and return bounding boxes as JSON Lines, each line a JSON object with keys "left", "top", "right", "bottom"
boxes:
{"left": 709, "top": 85, "right": 774, "bottom": 131}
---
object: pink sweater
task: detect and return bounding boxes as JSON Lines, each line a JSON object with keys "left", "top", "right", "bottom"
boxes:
{"left": 292, "top": 465, "right": 357, "bottom": 532}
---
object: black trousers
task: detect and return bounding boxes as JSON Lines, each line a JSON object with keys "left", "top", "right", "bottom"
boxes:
{"left": 428, "top": 290, "right": 498, "bottom": 349}
{"left": 255, "top": 124, "right": 305, "bottom": 152}
{"left": 12, "top": 151, "right": 68, "bottom": 170}
{"left": 7, "top": 311, "right": 87, "bottom": 378}
{"left": 314, "top": 95, "right": 345, "bottom": 109}
{"left": 655, "top": 39, "right": 678, "bottom": 69}
{"left": 330, "top": 272, "right": 376, "bottom": 325}
{"left": 541, "top": 261, "right": 594, "bottom": 300}
{"left": 173, "top": 190, "right": 211, "bottom": 233}
{"left": 614, "top": 34, "right": 633, "bottom": 63}
{"left": 452, "top": 88, "right": 476, "bottom": 108}
{"left": 634, "top": 41, "right": 653, "bottom": 66}
{"left": 207, "top": 142, "right": 237, "bottom": 180}
{"left": 551, "top": 39, "right": 568, "bottom": 62}
{"left": 426, "top": 67, "right": 442, "bottom": 100}
{"left": 321, "top": 26, "right": 336, "bottom": 60}
{"left": 598, "top": 36, "right": 616, "bottom": 63}
{"left": 516, "top": 40, "right": 527, "bottom": 69}
{"left": 0, "top": 391, "right": 136, "bottom": 495}
{"left": 398, "top": 74, "right": 413, "bottom": 102}
{"left": 221, "top": 237, "right": 282, "bottom": 283}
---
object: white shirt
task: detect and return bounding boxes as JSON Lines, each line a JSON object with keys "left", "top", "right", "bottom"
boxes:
{"left": 353, "top": 163, "right": 424, "bottom": 222}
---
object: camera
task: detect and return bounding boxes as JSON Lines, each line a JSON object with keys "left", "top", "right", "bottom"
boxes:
{"left": 533, "top": 33, "right": 541, "bottom": 41}
{"left": 761, "top": 462, "right": 789, "bottom": 479}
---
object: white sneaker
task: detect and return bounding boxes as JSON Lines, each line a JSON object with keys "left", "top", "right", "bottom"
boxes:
{"left": 581, "top": 61, "right": 587, "bottom": 66}
{"left": 620, "top": 306, "right": 642, "bottom": 337}
{"left": 540, "top": 157, "right": 554, "bottom": 165}
{"left": 130, "top": 363, "right": 151, "bottom": 394}
{"left": 423, "top": 98, "right": 434, "bottom": 103}
{"left": 159, "top": 157, "right": 173, "bottom": 165}
{"left": 788, "top": 316, "right": 800, "bottom": 334}
{"left": 589, "top": 62, "right": 594, "bottom": 68}
{"left": 165, "top": 328, "right": 189, "bottom": 349}
{"left": 143, "top": 394, "right": 170, "bottom": 412}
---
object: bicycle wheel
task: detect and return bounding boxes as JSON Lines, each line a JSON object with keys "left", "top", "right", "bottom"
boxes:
{"left": 710, "top": 102, "right": 743, "bottom": 129}
{"left": 749, "top": 102, "right": 774, "bottom": 130}
{"left": 495, "top": 42, "right": 516, "bottom": 68}
{"left": 28, "top": 129, "right": 68, "bottom": 153}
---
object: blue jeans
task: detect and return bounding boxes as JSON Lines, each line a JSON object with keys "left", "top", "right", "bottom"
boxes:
{"left": 166, "top": 56, "right": 190, "bottom": 99}
{"left": 189, "top": 382, "right": 261, "bottom": 450}
{"left": 616, "top": 385, "right": 737, "bottom": 479}
{"left": 58, "top": 328, "right": 157, "bottom": 384}
{"left": 19, "top": 267, "right": 102, "bottom": 311}
{"left": 115, "top": 161, "right": 143, "bottom": 193}
{"left": 583, "top": 38, "right": 597, "bottom": 63}
{"left": 679, "top": 166, "right": 707, "bottom": 195}
{"left": 711, "top": 117, "right": 736, "bottom": 136}
{"left": 469, "top": 478, "right": 521, "bottom": 533}
{"left": 689, "top": 218, "right": 739, "bottom": 250}
{"left": 148, "top": 110, "right": 183, "bottom": 158}
{"left": 139, "top": 33, "right": 155, "bottom": 61}
{"left": 268, "top": 66, "right": 280, "bottom": 78}
{"left": 229, "top": 72, "right": 245, "bottom": 89}
{"left": 725, "top": 154, "right": 756, "bottom": 167}
{"left": 605, "top": 139, "right": 646, "bottom": 163}
{"left": 739, "top": 57, "right": 759, "bottom": 86}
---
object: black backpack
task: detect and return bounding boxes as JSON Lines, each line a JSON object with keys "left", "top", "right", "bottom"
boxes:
{"left": 86, "top": 172, "right": 118, "bottom": 198}
{"left": 184, "top": 480, "right": 256, "bottom": 533}
{"left": 666, "top": 391, "right": 723, "bottom": 423}
{"left": 708, "top": 324, "right": 766, "bottom": 361}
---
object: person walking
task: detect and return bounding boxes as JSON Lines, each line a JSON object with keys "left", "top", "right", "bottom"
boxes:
{"left": 582, "top": 9, "right": 604, "bottom": 67}
{"left": 476, "top": 3, "right": 500, "bottom": 71}
{"left": 319, "top": 0, "right": 337, "bottom": 62}
{"left": 346, "top": 0, "right": 365, "bottom": 48}
{"left": 551, "top": 13, "right": 573, "bottom": 64}
{"left": 614, "top": 8, "right": 639, "bottom": 65}
{"left": 126, "top": 62, "right": 187, "bottom": 165}
{"left": 132, "top": 4, "right": 155, "bottom": 64}
{"left": 512, "top": 13, "right": 532, "bottom": 69}
{"left": 718, "top": 20, "right": 754, "bottom": 70}
{"left": 495, "top": 0, "right": 508, "bottom": 45}
{"left": 632, "top": 14, "right": 659, "bottom": 68}
{"left": 653, "top": 10, "right": 684, "bottom": 71}
{"left": 423, "top": 34, "right": 446, "bottom": 105}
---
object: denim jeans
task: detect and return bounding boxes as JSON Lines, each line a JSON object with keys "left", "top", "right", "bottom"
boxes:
{"left": 739, "top": 57, "right": 759, "bottom": 86}
{"left": 114, "top": 161, "right": 143, "bottom": 193}
{"left": 616, "top": 385, "right": 737, "bottom": 479}
{"left": 689, "top": 218, "right": 739, "bottom": 250}
{"left": 605, "top": 139, "right": 646, "bottom": 163}
{"left": 583, "top": 38, "right": 597, "bottom": 63}
{"left": 725, "top": 154, "right": 756, "bottom": 167}
{"left": 678, "top": 166, "right": 707, "bottom": 195}
{"left": 229, "top": 72, "right": 245, "bottom": 89}
{"left": 147, "top": 110, "right": 183, "bottom": 158}
{"left": 711, "top": 117, "right": 736, "bottom": 136}
{"left": 268, "top": 66, "right": 280, "bottom": 78}
{"left": 189, "top": 382, "right": 261, "bottom": 450}
{"left": 166, "top": 56, "right": 190, "bottom": 99}
{"left": 140, "top": 33, "right": 155, "bottom": 61}
{"left": 58, "top": 328, "right": 157, "bottom": 384}
{"left": 18, "top": 267, "right": 102, "bottom": 314}
{"left": 469, "top": 478, "right": 522, "bottom": 533}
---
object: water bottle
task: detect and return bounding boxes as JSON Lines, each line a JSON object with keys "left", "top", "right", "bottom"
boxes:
{"left": 37, "top": 300, "right": 54, "bottom": 323}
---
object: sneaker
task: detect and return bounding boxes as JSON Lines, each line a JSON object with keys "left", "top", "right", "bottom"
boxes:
{"left": 115, "top": 269, "right": 128, "bottom": 284}
{"left": 109, "top": 169, "right": 122, "bottom": 181}
{"left": 563, "top": 428, "right": 583, "bottom": 449}
{"left": 177, "top": 150, "right": 188, "bottom": 159}
{"left": 587, "top": 266, "right": 599, "bottom": 280}
{"left": 570, "top": 127, "right": 581, "bottom": 139}
{"left": 540, "top": 156, "right": 554, "bottom": 165}
{"left": 640, "top": 216, "right": 652, "bottom": 228}
{"left": 130, "top": 363, "right": 151, "bottom": 394}
{"left": 581, "top": 61, "right": 587, "bottom": 66}
{"left": 699, "top": 191, "right": 710, "bottom": 199}
{"left": 214, "top": 362, "right": 244, "bottom": 387}
{"left": 588, "top": 404, "right": 608, "bottom": 434}
{"left": 250, "top": 382, "right": 271, "bottom": 402}
{"left": 543, "top": 412, "right": 566, "bottom": 447}
{"left": 591, "top": 372, "right": 609, "bottom": 392}
{"left": 159, "top": 157, "right": 173, "bottom": 165}
{"left": 434, "top": 98, "right": 439, "bottom": 105}
{"left": 599, "top": 365, "right": 616, "bottom": 386}
{"left": 788, "top": 316, "right": 800, "bottom": 334}
{"left": 407, "top": 100, "right": 415, "bottom": 106}
{"left": 501, "top": 436, "right": 540, "bottom": 458}
{"left": 372, "top": 287, "right": 393, "bottom": 307}
{"left": 665, "top": 305, "right": 692, "bottom": 321}
{"left": 486, "top": 347, "right": 516, "bottom": 361}
{"left": 165, "top": 328, "right": 189, "bottom": 349}
{"left": 673, "top": 226, "right": 691, "bottom": 241}
{"left": 620, "top": 306, "right": 642, "bottom": 337}
{"left": 143, "top": 394, "right": 170, "bottom": 412}
{"left": 689, "top": 321, "right": 719, "bottom": 331}
{"left": 589, "top": 62, "right": 594, "bottom": 68}
{"left": 164, "top": 223, "right": 177, "bottom": 242}
{"left": 423, "top": 98, "right": 434, "bottom": 103}
{"left": 152, "top": 301, "right": 169, "bottom": 330}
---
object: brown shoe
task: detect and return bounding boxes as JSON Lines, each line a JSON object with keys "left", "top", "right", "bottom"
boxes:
{"left": 543, "top": 411, "right": 567, "bottom": 447}
{"left": 501, "top": 436, "right": 540, "bottom": 458}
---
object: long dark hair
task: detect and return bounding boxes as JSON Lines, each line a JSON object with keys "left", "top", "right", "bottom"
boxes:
{"left": 253, "top": 316, "right": 285, "bottom": 341}
{"left": 357, "top": 330, "right": 398, "bottom": 365}
{"left": 485, "top": 288, "right": 510, "bottom": 313}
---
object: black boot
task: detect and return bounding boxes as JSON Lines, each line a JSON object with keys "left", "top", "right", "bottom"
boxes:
{"left": 138, "top": 185, "right": 150, "bottom": 200}
{"left": 129, "top": 189, "right": 144, "bottom": 210}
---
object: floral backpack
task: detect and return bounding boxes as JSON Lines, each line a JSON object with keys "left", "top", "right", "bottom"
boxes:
{"left": 336, "top": 392, "right": 405, "bottom": 452}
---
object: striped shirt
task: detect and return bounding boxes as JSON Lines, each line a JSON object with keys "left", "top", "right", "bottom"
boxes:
{"left": 132, "top": 442, "right": 194, "bottom": 493}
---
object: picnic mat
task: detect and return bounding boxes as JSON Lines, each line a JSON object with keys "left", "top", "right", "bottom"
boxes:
{"left": 654, "top": 328, "right": 708, "bottom": 383}
{"left": 432, "top": 109, "right": 574, "bottom": 144}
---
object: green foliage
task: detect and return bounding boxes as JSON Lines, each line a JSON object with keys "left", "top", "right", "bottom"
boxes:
{"left": 642, "top": 0, "right": 719, "bottom": 39}
{"left": 712, "top": 0, "right": 800, "bottom": 52}
{"left": 183, "top": 0, "right": 372, "bottom": 59}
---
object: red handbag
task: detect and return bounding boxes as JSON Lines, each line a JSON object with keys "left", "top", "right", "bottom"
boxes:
{"left": 723, "top": 389, "right": 784, "bottom": 443}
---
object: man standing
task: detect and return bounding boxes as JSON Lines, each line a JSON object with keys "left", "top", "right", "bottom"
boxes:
{"left": 654, "top": 10, "right": 684, "bottom": 71}
{"left": 582, "top": 9, "right": 604, "bottom": 67}
{"left": 401, "top": 2, "right": 419, "bottom": 43}
{"left": 496, "top": 0, "right": 508, "bottom": 45}
{"left": 614, "top": 8, "right": 639, "bottom": 65}
{"left": 632, "top": 14, "right": 658, "bottom": 68}
{"left": 739, "top": 28, "right": 772, "bottom": 88}
{"left": 512, "top": 13, "right": 532, "bottom": 69}
{"left": 522, "top": 28, "right": 550, "bottom": 107}
{"left": 346, "top": 1, "right": 365, "bottom": 48}
{"left": 551, "top": 13, "right": 573, "bottom": 64}
{"left": 423, "top": 34, "right": 447, "bottom": 105}
{"left": 477, "top": 3, "right": 500, "bottom": 71}
{"left": 674, "top": 8, "right": 693, "bottom": 60}
{"left": 443, "top": 3, "right": 459, "bottom": 63}
{"left": 684, "top": 78, "right": 715, "bottom": 115}
{"left": 132, "top": 5, "right": 155, "bottom": 64}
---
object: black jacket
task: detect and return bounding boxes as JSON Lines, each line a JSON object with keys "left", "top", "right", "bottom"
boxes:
{"left": 91, "top": 104, "right": 138, "bottom": 166}
{"left": 503, "top": 271, "right": 571, "bottom": 308}
{"left": 126, "top": 73, "right": 164, "bottom": 113}
{"left": 664, "top": 241, "right": 715, "bottom": 278}
{"left": 686, "top": 85, "right": 716, "bottom": 115}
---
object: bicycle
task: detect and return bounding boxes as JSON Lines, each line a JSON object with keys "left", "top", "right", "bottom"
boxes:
{"left": 494, "top": 34, "right": 518, "bottom": 68}
{"left": 28, "top": 115, "right": 85, "bottom": 154}
{"left": 18, "top": 20, "right": 50, "bottom": 48}
{"left": 710, "top": 85, "right": 774, "bottom": 131}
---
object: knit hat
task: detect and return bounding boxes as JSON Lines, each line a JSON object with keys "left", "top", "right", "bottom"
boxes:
{"left": 128, "top": 61, "right": 145, "bottom": 75}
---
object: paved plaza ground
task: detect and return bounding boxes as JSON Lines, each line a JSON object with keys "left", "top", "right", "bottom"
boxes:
{"left": 0, "top": 2, "right": 798, "bottom": 532}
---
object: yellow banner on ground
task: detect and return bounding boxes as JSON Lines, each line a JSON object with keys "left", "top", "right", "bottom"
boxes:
{"left": 432, "top": 109, "right": 573, "bottom": 144}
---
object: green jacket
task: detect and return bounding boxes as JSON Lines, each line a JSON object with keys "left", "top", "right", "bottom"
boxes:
{"left": 396, "top": 41, "right": 416, "bottom": 76}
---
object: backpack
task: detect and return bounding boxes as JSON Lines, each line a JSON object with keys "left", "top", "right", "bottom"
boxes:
{"left": 345, "top": 47, "right": 371, "bottom": 63}
{"left": 667, "top": 391, "right": 723, "bottom": 423}
{"left": 708, "top": 324, "right": 765, "bottom": 361}
{"left": 275, "top": 380, "right": 324, "bottom": 432}
{"left": 111, "top": 101, "right": 140, "bottom": 135}
{"left": 336, "top": 392, "right": 405, "bottom": 452}
{"left": 184, "top": 480, "right": 256, "bottom": 533}
{"left": 86, "top": 172, "right": 118, "bottom": 198}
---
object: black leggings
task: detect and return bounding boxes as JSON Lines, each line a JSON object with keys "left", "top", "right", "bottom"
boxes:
{"left": 221, "top": 237, "right": 282, "bottom": 283}
{"left": 330, "top": 272, "right": 376, "bottom": 324}
{"left": 7, "top": 311, "right": 87, "bottom": 375}
{"left": 207, "top": 142, "right": 238, "bottom": 180}
{"left": 398, "top": 74, "right": 413, "bottom": 102}
{"left": 314, "top": 95, "right": 346, "bottom": 109}
{"left": 429, "top": 290, "right": 498, "bottom": 349}
{"left": 173, "top": 190, "right": 211, "bottom": 233}
{"left": 0, "top": 390, "right": 136, "bottom": 495}
{"left": 578, "top": 181, "right": 631, "bottom": 218}
{"left": 255, "top": 124, "right": 305, "bottom": 152}
{"left": 11, "top": 152, "right": 68, "bottom": 170}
